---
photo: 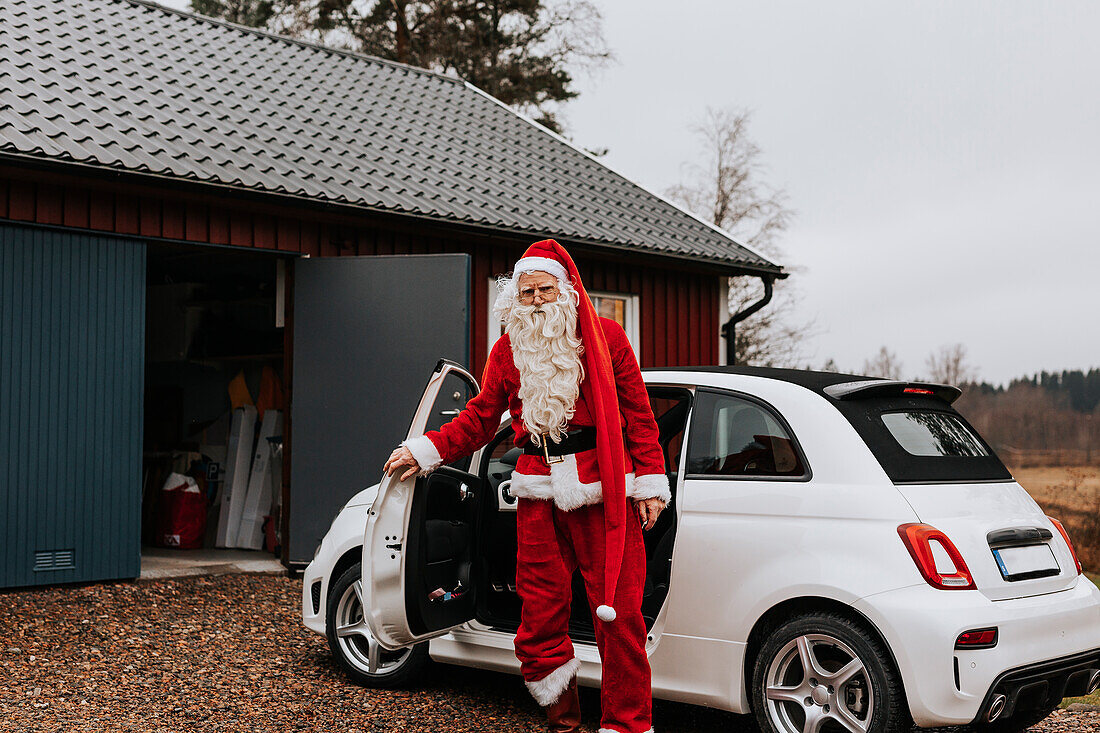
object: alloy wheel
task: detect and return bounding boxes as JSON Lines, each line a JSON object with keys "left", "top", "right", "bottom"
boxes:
{"left": 763, "top": 633, "right": 874, "bottom": 733}
{"left": 333, "top": 579, "right": 412, "bottom": 676}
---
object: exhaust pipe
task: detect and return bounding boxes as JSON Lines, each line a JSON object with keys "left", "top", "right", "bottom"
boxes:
{"left": 986, "top": 694, "right": 1007, "bottom": 722}
{"left": 1088, "top": 671, "right": 1100, "bottom": 695}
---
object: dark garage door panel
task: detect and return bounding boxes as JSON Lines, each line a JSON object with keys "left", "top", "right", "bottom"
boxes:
{"left": 290, "top": 254, "right": 469, "bottom": 564}
{"left": 0, "top": 223, "right": 145, "bottom": 588}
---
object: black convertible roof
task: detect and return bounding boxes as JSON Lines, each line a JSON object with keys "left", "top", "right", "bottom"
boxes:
{"left": 645, "top": 366, "right": 877, "bottom": 395}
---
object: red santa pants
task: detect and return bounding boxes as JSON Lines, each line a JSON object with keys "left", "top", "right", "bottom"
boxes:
{"left": 514, "top": 497, "right": 652, "bottom": 733}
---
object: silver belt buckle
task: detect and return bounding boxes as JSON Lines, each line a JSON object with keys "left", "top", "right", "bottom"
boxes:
{"left": 542, "top": 435, "right": 564, "bottom": 465}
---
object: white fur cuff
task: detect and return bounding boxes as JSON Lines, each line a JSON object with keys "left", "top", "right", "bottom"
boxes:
{"left": 525, "top": 657, "right": 581, "bottom": 707}
{"left": 401, "top": 435, "right": 443, "bottom": 476}
{"left": 629, "top": 472, "right": 671, "bottom": 504}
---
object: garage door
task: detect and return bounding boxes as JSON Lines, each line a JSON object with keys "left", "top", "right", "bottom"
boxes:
{"left": 289, "top": 254, "right": 470, "bottom": 565}
{"left": 0, "top": 223, "right": 145, "bottom": 588}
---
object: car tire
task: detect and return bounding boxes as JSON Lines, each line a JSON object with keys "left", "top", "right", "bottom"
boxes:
{"left": 751, "top": 612, "right": 909, "bottom": 733}
{"left": 971, "top": 703, "right": 1058, "bottom": 733}
{"left": 325, "top": 562, "right": 428, "bottom": 688}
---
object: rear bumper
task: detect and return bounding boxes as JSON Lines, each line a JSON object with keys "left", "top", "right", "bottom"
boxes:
{"left": 973, "top": 648, "right": 1100, "bottom": 724}
{"left": 854, "top": 576, "right": 1100, "bottom": 727}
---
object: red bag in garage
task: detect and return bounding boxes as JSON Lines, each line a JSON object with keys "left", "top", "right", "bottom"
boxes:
{"left": 156, "top": 472, "right": 207, "bottom": 549}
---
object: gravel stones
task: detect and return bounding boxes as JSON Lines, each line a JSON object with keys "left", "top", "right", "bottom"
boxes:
{"left": 0, "top": 574, "right": 1094, "bottom": 732}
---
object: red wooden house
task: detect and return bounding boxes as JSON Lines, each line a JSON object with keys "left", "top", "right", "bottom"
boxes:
{"left": 0, "top": 0, "right": 783, "bottom": 585}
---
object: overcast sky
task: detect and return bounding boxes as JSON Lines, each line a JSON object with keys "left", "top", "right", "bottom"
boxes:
{"left": 564, "top": 1, "right": 1099, "bottom": 384}
{"left": 161, "top": 0, "right": 1098, "bottom": 384}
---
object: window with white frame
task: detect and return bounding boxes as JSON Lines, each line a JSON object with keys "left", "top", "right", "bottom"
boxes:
{"left": 487, "top": 279, "right": 640, "bottom": 358}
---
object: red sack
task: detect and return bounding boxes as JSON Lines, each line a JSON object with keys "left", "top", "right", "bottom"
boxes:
{"left": 156, "top": 473, "right": 207, "bottom": 550}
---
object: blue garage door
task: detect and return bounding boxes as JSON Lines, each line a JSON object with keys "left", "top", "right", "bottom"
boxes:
{"left": 0, "top": 223, "right": 145, "bottom": 588}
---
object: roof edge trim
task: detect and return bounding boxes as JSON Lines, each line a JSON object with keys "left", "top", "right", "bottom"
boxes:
{"left": 0, "top": 151, "right": 781, "bottom": 274}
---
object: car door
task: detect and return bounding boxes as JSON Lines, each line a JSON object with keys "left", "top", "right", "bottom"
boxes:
{"left": 362, "top": 359, "right": 485, "bottom": 650}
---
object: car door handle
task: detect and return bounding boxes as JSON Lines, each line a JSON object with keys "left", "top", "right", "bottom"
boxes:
{"left": 500, "top": 480, "right": 516, "bottom": 505}
{"left": 439, "top": 409, "right": 461, "bottom": 416}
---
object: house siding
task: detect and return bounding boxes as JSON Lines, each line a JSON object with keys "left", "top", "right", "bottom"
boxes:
{"left": 1, "top": 169, "right": 722, "bottom": 372}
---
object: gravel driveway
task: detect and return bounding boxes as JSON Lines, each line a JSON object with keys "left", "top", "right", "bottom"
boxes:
{"left": 1, "top": 573, "right": 1096, "bottom": 732}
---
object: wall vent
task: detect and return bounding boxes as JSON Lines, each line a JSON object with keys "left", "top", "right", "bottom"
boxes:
{"left": 33, "top": 550, "right": 76, "bottom": 572}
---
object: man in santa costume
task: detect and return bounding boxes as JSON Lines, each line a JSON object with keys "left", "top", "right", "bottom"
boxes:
{"left": 385, "top": 239, "right": 670, "bottom": 733}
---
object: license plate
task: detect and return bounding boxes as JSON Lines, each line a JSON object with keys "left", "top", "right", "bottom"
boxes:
{"left": 992, "top": 544, "right": 1060, "bottom": 582}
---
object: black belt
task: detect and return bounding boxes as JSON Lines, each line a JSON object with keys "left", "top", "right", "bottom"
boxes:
{"left": 523, "top": 427, "right": 598, "bottom": 463}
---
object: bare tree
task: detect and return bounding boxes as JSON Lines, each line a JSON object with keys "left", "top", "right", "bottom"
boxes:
{"left": 925, "top": 343, "right": 976, "bottom": 386}
{"left": 665, "top": 107, "right": 811, "bottom": 367}
{"left": 863, "top": 346, "right": 903, "bottom": 380}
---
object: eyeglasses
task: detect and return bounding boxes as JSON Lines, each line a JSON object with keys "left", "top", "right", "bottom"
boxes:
{"left": 518, "top": 284, "right": 559, "bottom": 303}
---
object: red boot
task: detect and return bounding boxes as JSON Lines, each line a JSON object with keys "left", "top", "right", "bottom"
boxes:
{"left": 544, "top": 677, "right": 581, "bottom": 733}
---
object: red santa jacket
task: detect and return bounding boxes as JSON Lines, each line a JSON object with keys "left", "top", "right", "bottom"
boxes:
{"left": 403, "top": 318, "right": 671, "bottom": 511}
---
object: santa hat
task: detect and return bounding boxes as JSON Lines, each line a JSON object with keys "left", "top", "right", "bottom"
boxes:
{"left": 514, "top": 239, "right": 627, "bottom": 624}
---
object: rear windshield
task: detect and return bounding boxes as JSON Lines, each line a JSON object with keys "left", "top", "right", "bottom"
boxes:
{"left": 881, "top": 412, "right": 988, "bottom": 457}
{"left": 832, "top": 397, "right": 1010, "bottom": 484}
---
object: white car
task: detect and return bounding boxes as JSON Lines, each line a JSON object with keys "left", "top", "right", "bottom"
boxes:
{"left": 302, "top": 360, "right": 1100, "bottom": 733}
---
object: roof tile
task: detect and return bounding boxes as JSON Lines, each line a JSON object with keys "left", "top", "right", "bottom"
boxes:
{"left": 0, "top": 0, "right": 780, "bottom": 272}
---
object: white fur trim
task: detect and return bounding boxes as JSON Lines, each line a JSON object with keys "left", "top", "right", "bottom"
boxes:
{"left": 514, "top": 256, "right": 568, "bottom": 283}
{"left": 595, "top": 604, "right": 616, "bottom": 622}
{"left": 525, "top": 657, "right": 581, "bottom": 707}
{"left": 508, "top": 455, "right": 638, "bottom": 511}
{"left": 629, "top": 473, "right": 671, "bottom": 504}
{"left": 401, "top": 435, "right": 443, "bottom": 476}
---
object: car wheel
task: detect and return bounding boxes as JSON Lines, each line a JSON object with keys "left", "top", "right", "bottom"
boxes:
{"left": 751, "top": 612, "right": 908, "bottom": 733}
{"left": 325, "top": 562, "right": 428, "bottom": 687}
{"left": 972, "top": 703, "right": 1058, "bottom": 733}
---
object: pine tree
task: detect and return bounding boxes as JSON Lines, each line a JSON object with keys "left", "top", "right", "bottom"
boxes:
{"left": 190, "top": 0, "right": 277, "bottom": 27}
{"left": 190, "top": 0, "right": 611, "bottom": 133}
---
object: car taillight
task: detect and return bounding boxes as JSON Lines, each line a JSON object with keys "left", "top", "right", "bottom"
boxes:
{"left": 955, "top": 627, "right": 998, "bottom": 649}
{"left": 903, "top": 387, "right": 934, "bottom": 395}
{"left": 897, "top": 523, "right": 976, "bottom": 590}
{"left": 1048, "top": 516, "right": 1083, "bottom": 575}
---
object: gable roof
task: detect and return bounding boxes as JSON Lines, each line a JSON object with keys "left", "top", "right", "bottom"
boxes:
{"left": 0, "top": 0, "right": 782, "bottom": 274}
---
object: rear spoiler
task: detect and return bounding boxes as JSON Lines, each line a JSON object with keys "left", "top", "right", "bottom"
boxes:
{"left": 823, "top": 379, "right": 962, "bottom": 404}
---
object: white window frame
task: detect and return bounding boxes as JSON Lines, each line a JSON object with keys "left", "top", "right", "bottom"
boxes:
{"left": 487, "top": 279, "right": 640, "bottom": 359}
{"left": 588, "top": 289, "right": 640, "bottom": 357}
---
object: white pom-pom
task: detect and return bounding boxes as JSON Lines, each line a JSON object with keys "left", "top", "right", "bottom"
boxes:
{"left": 595, "top": 604, "right": 617, "bottom": 622}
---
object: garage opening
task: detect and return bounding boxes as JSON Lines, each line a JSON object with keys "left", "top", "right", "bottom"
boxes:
{"left": 141, "top": 243, "right": 289, "bottom": 571}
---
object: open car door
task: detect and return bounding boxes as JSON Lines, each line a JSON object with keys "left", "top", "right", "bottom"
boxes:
{"left": 363, "top": 359, "right": 485, "bottom": 650}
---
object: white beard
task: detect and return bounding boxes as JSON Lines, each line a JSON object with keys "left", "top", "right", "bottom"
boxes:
{"left": 498, "top": 280, "right": 584, "bottom": 445}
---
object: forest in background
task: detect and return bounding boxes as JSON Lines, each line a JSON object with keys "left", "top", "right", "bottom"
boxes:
{"left": 956, "top": 369, "right": 1100, "bottom": 466}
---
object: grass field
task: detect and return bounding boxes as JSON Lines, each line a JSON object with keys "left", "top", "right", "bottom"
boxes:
{"left": 1063, "top": 572, "right": 1100, "bottom": 708}
{"left": 1015, "top": 465, "right": 1100, "bottom": 710}
{"left": 1013, "top": 465, "right": 1100, "bottom": 572}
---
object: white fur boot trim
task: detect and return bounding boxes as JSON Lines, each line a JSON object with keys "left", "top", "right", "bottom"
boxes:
{"left": 525, "top": 657, "right": 581, "bottom": 707}
{"left": 401, "top": 435, "right": 443, "bottom": 476}
{"left": 629, "top": 473, "right": 671, "bottom": 504}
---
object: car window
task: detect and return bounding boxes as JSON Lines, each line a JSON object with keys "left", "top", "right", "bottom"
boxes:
{"left": 429, "top": 371, "right": 478, "bottom": 473}
{"left": 830, "top": 395, "right": 1010, "bottom": 484}
{"left": 649, "top": 391, "right": 691, "bottom": 473}
{"left": 686, "top": 391, "right": 807, "bottom": 478}
{"left": 881, "top": 412, "right": 988, "bottom": 457}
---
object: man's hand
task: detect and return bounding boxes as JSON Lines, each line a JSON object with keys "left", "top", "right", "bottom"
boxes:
{"left": 633, "top": 497, "right": 666, "bottom": 531}
{"left": 383, "top": 446, "right": 422, "bottom": 482}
